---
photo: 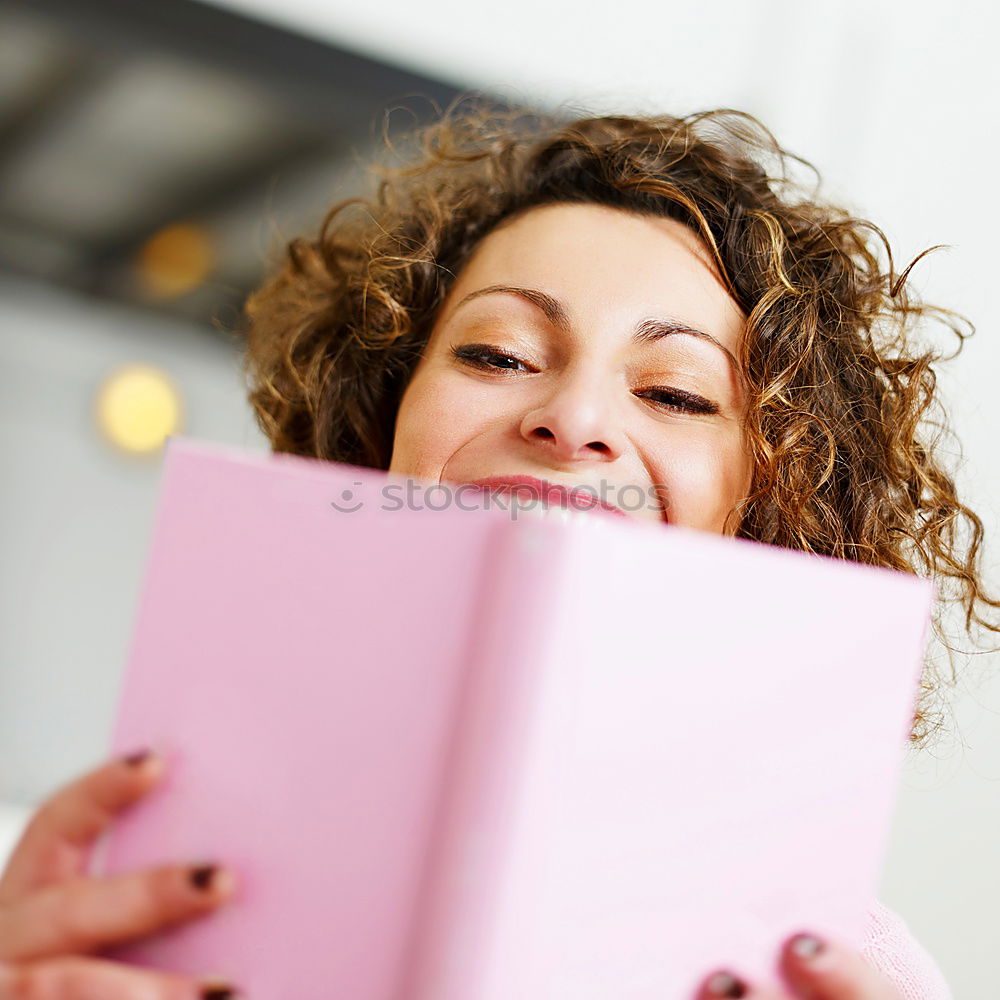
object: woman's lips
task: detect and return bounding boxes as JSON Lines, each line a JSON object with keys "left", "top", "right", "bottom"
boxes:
{"left": 464, "top": 475, "right": 630, "bottom": 518}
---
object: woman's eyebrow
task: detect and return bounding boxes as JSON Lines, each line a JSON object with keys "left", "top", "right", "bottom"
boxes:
{"left": 448, "top": 284, "right": 739, "bottom": 373}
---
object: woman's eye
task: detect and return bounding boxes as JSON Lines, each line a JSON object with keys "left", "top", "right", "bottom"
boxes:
{"left": 451, "top": 346, "right": 717, "bottom": 415}
{"left": 636, "top": 386, "right": 720, "bottom": 416}
{"left": 451, "top": 343, "right": 532, "bottom": 373}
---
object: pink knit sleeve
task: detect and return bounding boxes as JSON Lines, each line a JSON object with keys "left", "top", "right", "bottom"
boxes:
{"left": 860, "top": 899, "right": 953, "bottom": 1000}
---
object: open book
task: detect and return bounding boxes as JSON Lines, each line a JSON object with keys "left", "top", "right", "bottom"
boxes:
{"left": 89, "top": 435, "right": 934, "bottom": 999}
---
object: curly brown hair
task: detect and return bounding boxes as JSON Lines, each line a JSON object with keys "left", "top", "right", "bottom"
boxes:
{"left": 240, "top": 97, "right": 1000, "bottom": 748}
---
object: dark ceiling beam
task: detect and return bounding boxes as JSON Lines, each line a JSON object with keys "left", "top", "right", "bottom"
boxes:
{"left": 67, "top": 132, "right": 340, "bottom": 294}
{"left": 0, "top": 213, "right": 88, "bottom": 277}
{"left": 0, "top": 0, "right": 504, "bottom": 136}
{"left": 0, "top": 53, "right": 116, "bottom": 175}
{"left": 0, "top": 0, "right": 533, "bottom": 331}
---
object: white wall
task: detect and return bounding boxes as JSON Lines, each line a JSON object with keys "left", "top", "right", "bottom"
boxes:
{"left": 0, "top": 276, "right": 269, "bottom": 804}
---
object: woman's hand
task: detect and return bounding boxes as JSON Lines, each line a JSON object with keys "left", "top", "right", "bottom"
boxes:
{"left": 0, "top": 750, "right": 239, "bottom": 999}
{"left": 695, "top": 932, "right": 904, "bottom": 999}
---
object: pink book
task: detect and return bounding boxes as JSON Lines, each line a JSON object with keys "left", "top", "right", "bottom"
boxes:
{"left": 89, "top": 435, "right": 934, "bottom": 999}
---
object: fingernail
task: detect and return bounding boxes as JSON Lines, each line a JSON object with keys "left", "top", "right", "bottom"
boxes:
{"left": 704, "top": 970, "right": 747, "bottom": 997}
{"left": 189, "top": 863, "right": 236, "bottom": 897}
{"left": 199, "top": 980, "right": 240, "bottom": 1000}
{"left": 122, "top": 748, "right": 153, "bottom": 767}
{"left": 789, "top": 933, "right": 825, "bottom": 959}
{"left": 189, "top": 864, "right": 219, "bottom": 891}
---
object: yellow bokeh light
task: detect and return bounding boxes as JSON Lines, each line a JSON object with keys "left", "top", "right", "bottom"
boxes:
{"left": 137, "top": 223, "right": 214, "bottom": 300}
{"left": 95, "top": 364, "right": 182, "bottom": 454}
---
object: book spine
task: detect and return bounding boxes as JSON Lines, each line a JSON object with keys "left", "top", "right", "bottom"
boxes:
{"left": 395, "top": 516, "right": 573, "bottom": 1000}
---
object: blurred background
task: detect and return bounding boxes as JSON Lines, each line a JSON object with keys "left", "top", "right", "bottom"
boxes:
{"left": 0, "top": 0, "right": 996, "bottom": 992}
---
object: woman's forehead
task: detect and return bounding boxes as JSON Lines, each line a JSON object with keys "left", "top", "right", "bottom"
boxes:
{"left": 439, "top": 202, "right": 745, "bottom": 353}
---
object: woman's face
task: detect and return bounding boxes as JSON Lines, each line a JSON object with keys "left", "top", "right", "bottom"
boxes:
{"left": 388, "top": 202, "right": 752, "bottom": 532}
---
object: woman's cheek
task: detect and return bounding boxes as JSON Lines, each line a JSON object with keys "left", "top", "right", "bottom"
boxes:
{"left": 390, "top": 379, "right": 444, "bottom": 476}
{"left": 658, "top": 431, "right": 749, "bottom": 533}
{"left": 390, "top": 374, "right": 482, "bottom": 477}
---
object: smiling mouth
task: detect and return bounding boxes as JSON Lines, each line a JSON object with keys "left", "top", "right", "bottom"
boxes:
{"left": 463, "top": 475, "right": 631, "bottom": 521}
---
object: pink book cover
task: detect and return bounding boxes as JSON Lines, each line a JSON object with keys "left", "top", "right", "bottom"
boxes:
{"left": 89, "top": 435, "right": 935, "bottom": 999}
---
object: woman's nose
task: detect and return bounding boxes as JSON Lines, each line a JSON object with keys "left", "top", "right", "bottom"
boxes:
{"left": 519, "top": 378, "right": 625, "bottom": 463}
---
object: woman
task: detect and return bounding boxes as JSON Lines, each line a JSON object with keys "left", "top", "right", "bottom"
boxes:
{"left": 1, "top": 102, "right": 996, "bottom": 999}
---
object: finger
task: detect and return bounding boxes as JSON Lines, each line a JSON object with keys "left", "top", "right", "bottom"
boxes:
{"left": 778, "top": 932, "right": 903, "bottom": 1000}
{"left": 0, "top": 956, "right": 239, "bottom": 1000}
{"left": 0, "top": 862, "right": 237, "bottom": 963}
{"left": 0, "top": 749, "right": 165, "bottom": 901}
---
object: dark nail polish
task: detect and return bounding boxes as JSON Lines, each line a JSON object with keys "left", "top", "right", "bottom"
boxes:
{"left": 705, "top": 970, "right": 746, "bottom": 997}
{"left": 189, "top": 864, "right": 218, "bottom": 891}
{"left": 122, "top": 749, "right": 151, "bottom": 767}
{"left": 200, "top": 986, "right": 237, "bottom": 1000}
{"left": 789, "top": 933, "right": 825, "bottom": 959}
